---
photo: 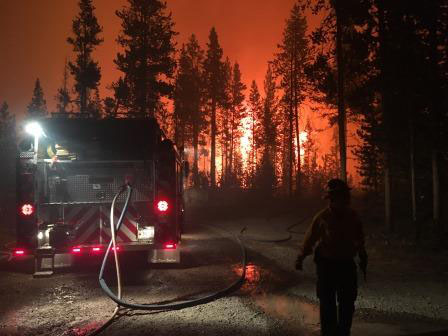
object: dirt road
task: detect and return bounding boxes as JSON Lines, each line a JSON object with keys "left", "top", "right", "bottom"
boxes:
{"left": 1, "top": 213, "right": 448, "bottom": 336}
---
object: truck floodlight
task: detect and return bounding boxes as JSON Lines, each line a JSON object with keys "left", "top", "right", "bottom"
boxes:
{"left": 25, "top": 122, "right": 45, "bottom": 138}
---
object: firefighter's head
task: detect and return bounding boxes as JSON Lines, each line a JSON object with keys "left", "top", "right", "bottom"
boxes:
{"left": 325, "top": 178, "right": 351, "bottom": 209}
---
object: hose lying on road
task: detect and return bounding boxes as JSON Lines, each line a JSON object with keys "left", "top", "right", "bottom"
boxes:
{"left": 0, "top": 243, "right": 16, "bottom": 262}
{"left": 240, "top": 227, "right": 293, "bottom": 243}
{"left": 239, "top": 215, "right": 310, "bottom": 244}
{"left": 91, "top": 184, "right": 247, "bottom": 335}
{"left": 0, "top": 251, "right": 13, "bottom": 262}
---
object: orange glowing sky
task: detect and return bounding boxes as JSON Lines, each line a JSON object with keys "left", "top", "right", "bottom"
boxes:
{"left": 0, "top": 0, "right": 359, "bottom": 182}
{"left": 0, "top": 0, "right": 319, "bottom": 116}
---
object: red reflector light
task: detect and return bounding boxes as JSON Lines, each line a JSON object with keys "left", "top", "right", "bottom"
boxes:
{"left": 112, "top": 246, "right": 120, "bottom": 251}
{"left": 164, "top": 243, "right": 176, "bottom": 250}
{"left": 157, "top": 200, "right": 169, "bottom": 212}
{"left": 92, "top": 247, "right": 102, "bottom": 253}
{"left": 20, "top": 204, "right": 34, "bottom": 216}
{"left": 14, "top": 249, "right": 26, "bottom": 256}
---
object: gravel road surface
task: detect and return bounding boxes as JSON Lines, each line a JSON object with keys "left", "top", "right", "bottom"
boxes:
{"left": 1, "top": 212, "right": 447, "bottom": 336}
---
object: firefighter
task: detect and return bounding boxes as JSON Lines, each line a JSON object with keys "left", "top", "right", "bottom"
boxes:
{"left": 295, "top": 178, "right": 367, "bottom": 336}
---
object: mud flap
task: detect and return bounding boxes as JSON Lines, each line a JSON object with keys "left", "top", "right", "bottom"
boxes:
{"left": 148, "top": 248, "right": 180, "bottom": 264}
{"left": 34, "top": 252, "right": 74, "bottom": 277}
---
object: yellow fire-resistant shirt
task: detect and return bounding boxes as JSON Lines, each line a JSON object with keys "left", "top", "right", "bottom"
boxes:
{"left": 298, "top": 207, "right": 366, "bottom": 261}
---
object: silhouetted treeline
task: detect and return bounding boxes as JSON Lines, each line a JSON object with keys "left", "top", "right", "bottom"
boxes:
{"left": 17, "top": 0, "right": 448, "bottom": 237}
{"left": 305, "top": 0, "right": 448, "bottom": 236}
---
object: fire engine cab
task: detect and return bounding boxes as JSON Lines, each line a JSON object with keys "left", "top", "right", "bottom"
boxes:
{"left": 16, "top": 117, "right": 186, "bottom": 277}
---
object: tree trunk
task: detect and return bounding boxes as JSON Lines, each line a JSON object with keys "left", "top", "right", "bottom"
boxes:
{"left": 289, "top": 102, "right": 294, "bottom": 197}
{"left": 292, "top": 32, "right": 301, "bottom": 193}
{"left": 210, "top": 99, "right": 217, "bottom": 189}
{"left": 294, "top": 103, "right": 301, "bottom": 192}
{"left": 229, "top": 109, "right": 235, "bottom": 177}
{"left": 335, "top": 0, "right": 347, "bottom": 182}
{"left": 432, "top": 150, "right": 440, "bottom": 232}
{"left": 409, "top": 119, "right": 418, "bottom": 241}
{"left": 377, "top": 0, "right": 393, "bottom": 232}
{"left": 428, "top": 6, "right": 441, "bottom": 236}
{"left": 384, "top": 161, "right": 393, "bottom": 232}
{"left": 288, "top": 52, "right": 294, "bottom": 197}
{"left": 81, "top": 28, "right": 87, "bottom": 114}
{"left": 81, "top": 87, "right": 87, "bottom": 114}
{"left": 294, "top": 73, "right": 301, "bottom": 192}
{"left": 252, "top": 109, "right": 256, "bottom": 176}
{"left": 222, "top": 143, "right": 225, "bottom": 186}
{"left": 193, "top": 122, "right": 199, "bottom": 187}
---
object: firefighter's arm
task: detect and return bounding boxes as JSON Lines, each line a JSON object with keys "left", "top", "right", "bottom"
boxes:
{"left": 296, "top": 215, "right": 320, "bottom": 270}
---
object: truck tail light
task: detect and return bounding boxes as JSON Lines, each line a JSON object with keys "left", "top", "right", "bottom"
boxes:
{"left": 13, "top": 248, "right": 26, "bottom": 256}
{"left": 71, "top": 247, "right": 82, "bottom": 254}
{"left": 157, "top": 200, "right": 169, "bottom": 213}
{"left": 91, "top": 247, "right": 102, "bottom": 253}
{"left": 20, "top": 203, "right": 35, "bottom": 216}
{"left": 163, "top": 242, "right": 176, "bottom": 250}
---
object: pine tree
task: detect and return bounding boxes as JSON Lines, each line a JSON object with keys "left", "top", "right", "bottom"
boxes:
{"left": 0, "top": 102, "right": 14, "bottom": 140}
{"left": 27, "top": 78, "right": 47, "bottom": 118}
{"left": 174, "top": 45, "right": 189, "bottom": 149}
{"left": 55, "top": 59, "right": 71, "bottom": 115}
{"left": 273, "top": 2, "right": 310, "bottom": 195}
{"left": 203, "top": 27, "right": 228, "bottom": 189}
{"left": 279, "top": 103, "right": 291, "bottom": 194}
{"left": 67, "top": 0, "right": 103, "bottom": 114}
{"left": 248, "top": 80, "right": 263, "bottom": 179}
{"left": 114, "top": 0, "right": 177, "bottom": 119}
{"left": 220, "top": 58, "right": 232, "bottom": 185}
{"left": 0, "top": 102, "right": 16, "bottom": 192}
{"left": 255, "top": 64, "right": 278, "bottom": 194}
{"left": 109, "top": 77, "right": 129, "bottom": 116}
{"left": 306, "top": 0, "right": 373, "bottom": 182}
{"left": 302, "top": 118, "right": 318, "bottom": 191}
{"left": 227, "top": 62, "right": 247, "bottom": 182}
{"left": 263, "top": 65, "right": 278, "bottom": 161}
{"left": 353, "top": 107, "right": 382, "bottom": 194}
{"left": 103, "top": 97, "right": 116, "bottom": 118}
{"left": 174, "top": 34, "right": 207, "bottom": 187}
{"left": 328, "top": 127, "right": 340, "bottom": 179}
{"left": 87, "top": 87, "right": 102, "bottom": 118}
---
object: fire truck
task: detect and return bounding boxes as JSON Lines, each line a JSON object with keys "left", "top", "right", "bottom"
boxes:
{"left": 15, "top": 116, "right": 187, "bottom": 277}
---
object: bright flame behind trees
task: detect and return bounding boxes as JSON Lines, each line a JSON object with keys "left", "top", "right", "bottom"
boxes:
{"left": 239, "top": 115, "right": 308, "bottom": 169}
{"left": 168, "top": 8, "right": 353, "bottom": 191}
{"left": 272, "top": 2, "right": 310, "bottom": 195}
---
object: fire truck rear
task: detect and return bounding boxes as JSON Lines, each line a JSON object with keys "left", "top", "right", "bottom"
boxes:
{"left": 15, "top": 117, "right": 186, "bottom": 277}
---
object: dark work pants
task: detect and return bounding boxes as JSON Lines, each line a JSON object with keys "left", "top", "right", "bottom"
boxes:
{"left": 315, "top": 256, "right": 358, "bottom": 336}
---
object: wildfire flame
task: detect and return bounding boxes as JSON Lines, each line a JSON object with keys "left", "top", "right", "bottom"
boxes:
{"left": 240, "top": 114, "right": 308, "bottom": 167}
